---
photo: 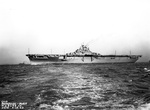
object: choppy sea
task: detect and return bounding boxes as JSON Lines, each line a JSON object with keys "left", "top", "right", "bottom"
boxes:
{"left": 0, "top": 63, "right": 150, "bottom": 110}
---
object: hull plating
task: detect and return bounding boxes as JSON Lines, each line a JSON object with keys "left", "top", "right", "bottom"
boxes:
{"left": 29, "top": 57, "right": 138, "bottom": 65}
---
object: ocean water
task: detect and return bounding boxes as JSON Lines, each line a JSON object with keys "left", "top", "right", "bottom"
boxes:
{"left": 0, "top": 63, "right": 150, "bottom": 110}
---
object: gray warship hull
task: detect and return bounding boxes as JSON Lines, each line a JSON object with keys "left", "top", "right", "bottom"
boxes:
{"left": 26, "top": 45, "right": 141, "bottom": 65}
{"left": 26, "top": 54, "right": 141, "bottom": 65}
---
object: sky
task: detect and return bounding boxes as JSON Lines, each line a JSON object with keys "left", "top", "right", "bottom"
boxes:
{"left": 0, "top": 0, "right": 150, "bottom": 64}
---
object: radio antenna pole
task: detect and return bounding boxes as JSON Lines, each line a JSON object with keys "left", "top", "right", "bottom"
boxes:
{"left": 28, "top": 48, "right": 30, "bottom": 54}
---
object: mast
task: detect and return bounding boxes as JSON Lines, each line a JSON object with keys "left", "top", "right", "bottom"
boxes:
{"left": 130, "top": 51, "right": 131, "bottom": 55}
{"left": 28, "top": 48, "right": 30, "bottom": 54}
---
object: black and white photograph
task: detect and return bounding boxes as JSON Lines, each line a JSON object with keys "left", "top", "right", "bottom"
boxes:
{"left": 0, "top": 0, "right": 150, "bottom": 110}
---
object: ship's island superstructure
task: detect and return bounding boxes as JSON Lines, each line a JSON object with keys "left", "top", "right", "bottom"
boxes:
{"left": 26, "top": 45, "right": 142, "bottom": 65}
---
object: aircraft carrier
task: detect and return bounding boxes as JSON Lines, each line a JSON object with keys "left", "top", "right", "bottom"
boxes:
{"left": 26, "top": 45, "right": 142, "bottom": 65}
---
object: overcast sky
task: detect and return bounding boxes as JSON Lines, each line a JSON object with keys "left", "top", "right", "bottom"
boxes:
{"left": 0, "top": 0, "right": 150, "bottom": 64}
